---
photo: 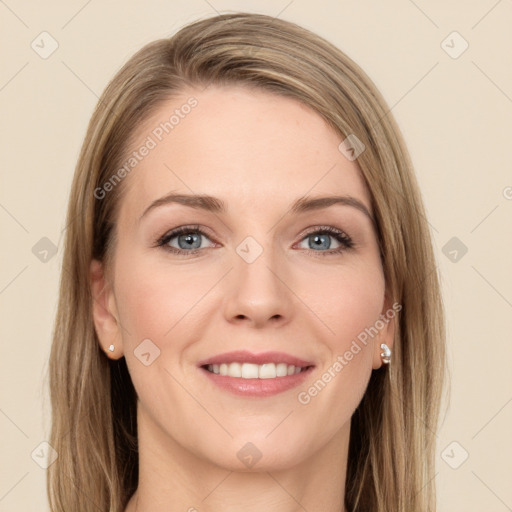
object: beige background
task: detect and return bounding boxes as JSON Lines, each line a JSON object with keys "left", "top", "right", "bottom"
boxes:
{"left": 1, "top": 1, "right": 511, "bottom": 510}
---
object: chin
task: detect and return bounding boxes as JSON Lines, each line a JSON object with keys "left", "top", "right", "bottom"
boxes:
{"left": 199, "top": 435, "right": 313, "bottom": 473}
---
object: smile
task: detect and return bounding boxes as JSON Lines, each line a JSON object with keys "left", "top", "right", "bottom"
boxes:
{"left": 203, "top": 362, "right": 311, "bottom": 379}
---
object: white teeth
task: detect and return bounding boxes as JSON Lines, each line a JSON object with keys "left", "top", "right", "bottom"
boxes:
{"left": 276, "top": 363, "right": 288, "bottom": 377}
{"left": 227, "top": 362, "right": 242, "bottom": 377}
{"left": 241, "top": 363, "right": 259, "bottom": 379}
{"left": 206, "top": 362, "right": 307, "bottom": 379}
{"left": 259, "top": 363, "right": 276, "bottom": 379}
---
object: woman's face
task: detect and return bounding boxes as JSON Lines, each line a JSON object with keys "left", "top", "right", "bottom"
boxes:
{"left": 91, "top": 84, "right": 394, "bottom": 471}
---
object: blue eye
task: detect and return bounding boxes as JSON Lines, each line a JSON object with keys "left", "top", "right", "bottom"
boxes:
{"left": 155, "top": 225, "right": 354, "bottom": 256}
{"left": 157, "top": 225, "right": 214, "bottom": 254}
{"left": 296, "top": 226, "right": 354, "bottom": 254}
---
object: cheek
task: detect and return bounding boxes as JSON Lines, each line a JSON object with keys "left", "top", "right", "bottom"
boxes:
{"left": 294, "top": 259, "right": 385, "bottom": 406}
{"left": 113, "top": 251, "right": 210, "bottom": 342}
{"left": 111, "top": 251, "right": 215, "bottom": 406}
{"left": 333, "top": 274, "right": 384, "bottom": 347}
{"left": 298, "top": 257, "right": 385, "bottom": 350}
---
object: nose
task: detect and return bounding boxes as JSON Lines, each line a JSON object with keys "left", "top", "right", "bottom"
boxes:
{"left": 222, "top": 245, "right": 295, "bottom": 329}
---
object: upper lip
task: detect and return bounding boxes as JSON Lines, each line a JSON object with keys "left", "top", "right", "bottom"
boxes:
{"left": 197, "top": 350, "right": 315, "bottom": 368}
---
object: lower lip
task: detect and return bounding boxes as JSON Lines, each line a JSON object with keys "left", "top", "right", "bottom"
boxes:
{"left": 199, "top": 366, "right": 315, "bottom": 397}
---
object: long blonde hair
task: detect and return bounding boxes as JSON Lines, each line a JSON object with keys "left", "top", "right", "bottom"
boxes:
{"left": 47, "top": 12, "right": 446, "bottom": 512}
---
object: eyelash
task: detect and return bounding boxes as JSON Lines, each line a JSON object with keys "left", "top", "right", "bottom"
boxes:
{"left": 154, "top": 224, "right": 355, "bottom": 257}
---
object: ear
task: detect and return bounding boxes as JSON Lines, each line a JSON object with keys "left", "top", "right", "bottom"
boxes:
{"left": 372, "top": 291, "right": 399, "bottom": 370}
{"left": 90, "top": 259, "right": 124, "bottom": 359}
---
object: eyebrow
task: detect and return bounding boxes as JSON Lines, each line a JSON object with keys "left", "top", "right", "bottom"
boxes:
{"left": 139, "top": 192, "right": 374, "bottom": 224}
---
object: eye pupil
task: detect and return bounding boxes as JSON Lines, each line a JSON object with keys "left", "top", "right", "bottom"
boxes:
{"left": 310, "top": 234, "right": 330, "bottom": 250}
{"left": 179, "top": 233, "right": 201, "bottom": 249}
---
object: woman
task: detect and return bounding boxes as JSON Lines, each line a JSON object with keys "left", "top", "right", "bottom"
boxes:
{"left": 47, "top": 12, "right": 446, "bottom": 512}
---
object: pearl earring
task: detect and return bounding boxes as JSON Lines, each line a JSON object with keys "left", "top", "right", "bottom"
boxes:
{"left": 380, "top": 343, "right": 391, "bottom": 364}
{"left": 108, "top": 344, "right": 115, "bottom": 352}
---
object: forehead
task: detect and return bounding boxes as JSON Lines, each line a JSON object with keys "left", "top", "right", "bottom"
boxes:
{"left": 117, "top": 84, "right": 371, "bottom": 220}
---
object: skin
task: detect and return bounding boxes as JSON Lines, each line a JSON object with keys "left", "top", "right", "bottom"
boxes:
{"left": 90, "top": 84, "right": 395, "bottom": 512}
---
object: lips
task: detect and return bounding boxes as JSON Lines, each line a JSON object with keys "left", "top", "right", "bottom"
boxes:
{"left": 197, "top": 350, "right": 315, "bottom": 397}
